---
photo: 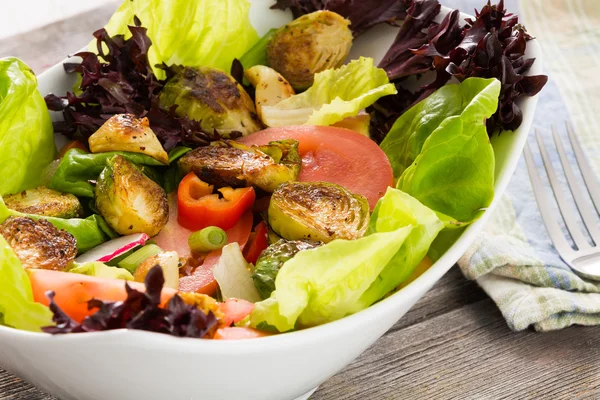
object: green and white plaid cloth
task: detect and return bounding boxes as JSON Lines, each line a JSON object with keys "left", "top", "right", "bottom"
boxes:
{"left": 456, "top": 0, "right": 600, "bottom": 331}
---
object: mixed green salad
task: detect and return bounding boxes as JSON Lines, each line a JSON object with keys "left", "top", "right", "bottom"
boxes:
{"left": 0, "top": 0, "right": 546, "bottom": 339}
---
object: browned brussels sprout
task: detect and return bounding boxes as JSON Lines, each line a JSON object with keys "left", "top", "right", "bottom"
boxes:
{"left": 267, "top": 11, "right": 353, "bottom": 90}
{"left": 0, "top": 216, "right": 77, "bottom": 270}
{"left": 95, "top": 155, "right": 168, "bottom": 237}
{"left": 4, "top": 187, "right": 83, "bottom": 218}
{"left": 268, "top": 181, "right": 369, "bottom": 243}
{"left": 178, "top": 139, "right": 301, "bottom": 193}
{"left": 159, "top": 66, "right": 262, "bottom": 138}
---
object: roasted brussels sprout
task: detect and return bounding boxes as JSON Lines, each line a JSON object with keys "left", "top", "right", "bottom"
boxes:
{"left": 0, "top": 216, "right": 77, "bottom": 270}
{"left": 267, "top": 11, "right": 353, "bottom": 90}
{"left": 268, "top": 181, "right": 369, "bottom": 243}
{"left": 244, "top": 65, "right": 295, "bottom": 122}
{"left": 4, "top": 187, "right": 83, "bottom": 218}
{"left": 95, "top": 155, "right": 168, "bottom": 237}
{"left": 159, "top": 66, "right": 262, "bottom": 138}
{"left": 88, "top": 114, "right": 169, "bottom": 165}
{"left": 252, "top": 239, "right": 321, "bottom": 299}
{"left": 179, "top": 139, "right": 301, "bottom": 192}
{"left": 133, "top": 251, "right": 180, "bottom": 290}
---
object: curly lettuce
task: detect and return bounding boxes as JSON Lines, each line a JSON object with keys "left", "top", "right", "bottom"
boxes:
{"left": 0, "top": 58, "right": 55, "bottom": 196}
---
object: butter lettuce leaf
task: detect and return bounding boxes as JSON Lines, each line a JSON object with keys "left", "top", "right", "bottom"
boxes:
{"left": 99, "top": 0, "right": 259, "bottom": 78}
{"left": 249, "top": 188, "right": 442, "bottom": 332}
{"left": 261, "top": 57, "right": 397, "bottom": 127}
{"left": 380, "top": 78, "right": 501, "bottom": 178}
{"left": 397, "top": 116, "right": 495, "bottom": 223}
{"left": 0, "top": 58, "right": 55, "bottom": 195}
{"left": 0, "top": 235, "right": 53, "bottom": 332}
{"left": 0, "top": 197, "right": 114, "bottom": 253}
{"left": 381, "top": 77, "right": 500, "bottom": 224}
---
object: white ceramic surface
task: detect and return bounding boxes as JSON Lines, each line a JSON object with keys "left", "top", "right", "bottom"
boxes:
{"left": 0, "top": 3, "right": 542, "bottom": 400}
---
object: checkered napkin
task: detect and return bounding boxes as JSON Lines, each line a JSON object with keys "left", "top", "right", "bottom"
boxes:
{"left": 456, "top": 0, "right": 600, "bottom": 331}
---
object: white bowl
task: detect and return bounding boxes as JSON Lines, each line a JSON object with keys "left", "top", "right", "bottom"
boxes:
{"left": 0, "top": 3, "right": 542, "bottom": 400}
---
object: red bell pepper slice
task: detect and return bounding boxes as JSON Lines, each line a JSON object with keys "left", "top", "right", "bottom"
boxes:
{"left": 243, "top": 221, "right": 269, "bottom": 264}
{"left": 177, "top": 172, "right": 255, "bottom": 231}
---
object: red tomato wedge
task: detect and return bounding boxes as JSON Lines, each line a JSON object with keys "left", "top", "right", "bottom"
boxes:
{"left": 213, "top": 327, "right": 270, "bottom": 340}
{"left": 178, "top": 212, "right": 253, "bottom": 295}
{"left": 28, "top": 270, "right": 177, "bottom": 323}
{"left": 219, "top": 298, "right": 255, "bottom": 327}
{"left": 238, "top": 126, "right": 394, "bottom": 209}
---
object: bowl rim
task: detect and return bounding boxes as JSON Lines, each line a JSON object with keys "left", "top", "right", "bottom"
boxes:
{"left": 0, "top": 4, "right": 542, "bottom": 349}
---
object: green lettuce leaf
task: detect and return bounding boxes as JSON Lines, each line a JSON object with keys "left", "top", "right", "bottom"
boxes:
{"left": 380, "top": 77, "right": 501, "bottom": 178}
{"left": 381, "top": 77, "right": 500, "bottom": 224}
{"left": 0, "top": 58, "right": 55, "bottom": 196}
{"left": 249, "top": 188, "right": 442, "bottom": 332}
{"left": 67, "top": 262, "right": 133, "bottom": 280}
{"left": 0, "top": 235, "right": 53, "bottom": 332}
{"left": 397, "top": 116, "right": 496, "bottom": 223}
{"left": 48, "top": 149, "right": 166, "bottom": 198}
{"left": 0, "top": 197, "right": 115, "bottom": 253}
{"left": 358, "top": 188, "right": 444, "bottom": 307}
{"left": 260, "top": 57, "right": 397, "bottom": 127}
{"left": 99, "top": 0, "right": 259, "bottom": 78}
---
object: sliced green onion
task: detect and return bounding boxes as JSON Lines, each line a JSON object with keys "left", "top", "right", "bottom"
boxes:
{"left": 118, "top": 244, "right": 163, "bottom": 274}
{"left": 188, "top": 226, "right": 228, "bottom": 253}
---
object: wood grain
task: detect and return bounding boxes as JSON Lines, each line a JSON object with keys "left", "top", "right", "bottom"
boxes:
{"left": 0, "top": 4, "right": 116, "bottom": 74}
{"left": 1, "top": 2, "right": 600, "bottom": 399}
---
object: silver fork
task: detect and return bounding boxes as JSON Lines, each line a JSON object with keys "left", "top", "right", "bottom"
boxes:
{"left": 524, "top": 122, "right": 600, "bottom": 281}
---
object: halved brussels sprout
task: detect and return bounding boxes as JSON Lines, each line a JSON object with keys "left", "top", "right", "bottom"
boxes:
{"left": 252, "top": 239, "right": 321, "bottom": 299}
{"left": 95, "top": 155, "right": 168, "bottom": 237}
{"left": 178, "top": 139, "right": 301, "bottom": 192}
{"left": 0, "top": 216, "right": 77, "bottom": 270}
{"left": 244, "top": 65, "right": 295, "bottom": 122}
{"left": 4, "top": 187, "right": 83, "bottom": 218}
{"left": 89, "top": 114, "right": 169, "bottom": 165}
{"left": 159, "top": 66, "right": 262, "bottom": 138}
{"left": 267, "top": 10, "right": 353, "bottom": 90}
{"left": 268, "top": 181, "right": 369, "bottom": 243}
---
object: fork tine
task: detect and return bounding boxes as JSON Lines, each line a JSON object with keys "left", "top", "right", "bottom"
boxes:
{"left": 524, "top": 142, "right": 577, "bottom": 259}
{"left": 552, "top": 126, "right": 600, "bottom": 245}
{"left": 535, "top": 130, "right": 591, "bottom": 250}
{"left": 566, "top": 121, "right": 600, "bottom": 215}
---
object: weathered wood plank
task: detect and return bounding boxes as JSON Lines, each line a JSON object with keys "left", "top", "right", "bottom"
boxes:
{"left": 0, "top": 3, "right": 117, "bottom": 74}
{"left": 312, "top": 299, "right": 600, "bottom": 400}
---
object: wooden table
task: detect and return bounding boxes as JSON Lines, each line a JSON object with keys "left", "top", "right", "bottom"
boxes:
{"left": 1, "top": 4, "right": 599, "bottom": 399}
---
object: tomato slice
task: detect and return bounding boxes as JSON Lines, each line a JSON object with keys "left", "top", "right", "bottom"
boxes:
{"left": 178, "top": 212, "right": 253, "bottom": 295}
{"left": 154, "top": 193, "right": 194, "bottom": 260}
{"left": 213, "top": 327, "right": 270, "bottom": 340}
{"left": 177, "top": 172, "right": 255, "bottom": 231}
{"left": 219, "top": 298, "right": 255, "bottom": 327}
{"left": 238, "top": 126, "right": 393, "bottom": 209}
{"left": 28, "top": 270, "right": 177, "bottom": 323}
{"left": 243, "top": 221, "right": 269, "bottom": 264}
